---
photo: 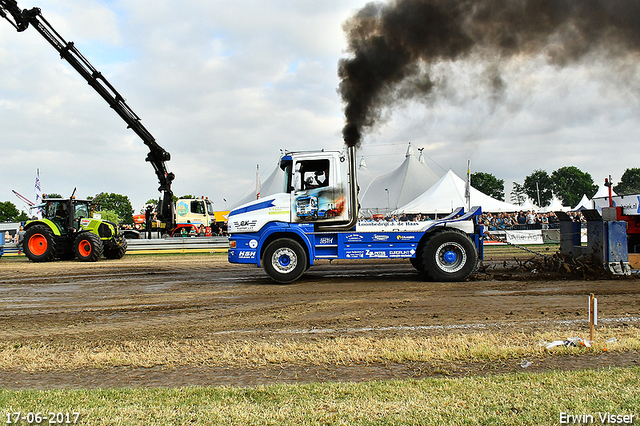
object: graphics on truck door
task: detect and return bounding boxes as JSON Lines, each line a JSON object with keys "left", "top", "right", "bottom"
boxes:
{"left": 290, "top": 158, "right": 347, "bottom": 223}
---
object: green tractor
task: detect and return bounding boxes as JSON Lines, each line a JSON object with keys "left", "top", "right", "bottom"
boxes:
{"left": 23, "top": 198, "right": 127, "bottom": 262}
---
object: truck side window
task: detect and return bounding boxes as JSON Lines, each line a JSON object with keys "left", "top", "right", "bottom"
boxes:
{"left": 295, "top": 159, "right": 331, "bottom": 191}
{"left": 191, "top": 200, "right": 205, "bottom": 215}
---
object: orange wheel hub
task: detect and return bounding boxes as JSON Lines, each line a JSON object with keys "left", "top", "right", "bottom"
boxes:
{"left": 28, "top": 234, "right": 47, "bottom": 256}
{"left": 78, "top": 240, "right": 92, "bottom": 257}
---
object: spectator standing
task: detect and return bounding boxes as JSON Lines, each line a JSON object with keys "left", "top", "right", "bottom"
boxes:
{"left": 15, "top": 225, "right": 25, "bottom": 254}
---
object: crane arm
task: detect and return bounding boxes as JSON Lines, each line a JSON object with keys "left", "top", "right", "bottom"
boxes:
{"left": 0, "top": 0, "right": 175, "bottom": 227}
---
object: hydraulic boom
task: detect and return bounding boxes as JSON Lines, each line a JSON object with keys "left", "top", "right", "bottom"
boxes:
{"left": 0, "top": 0, "right": 175, "bottom": 229}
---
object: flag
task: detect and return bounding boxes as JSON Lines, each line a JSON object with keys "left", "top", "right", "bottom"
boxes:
{"left": 256, "top": 164, "right": 261, "bottom": 200}
{"left": 34, "top": 169, "right": 42, "bottom": 219}
{"left": 465, "top": 160, "right": 471, "bottom": 211}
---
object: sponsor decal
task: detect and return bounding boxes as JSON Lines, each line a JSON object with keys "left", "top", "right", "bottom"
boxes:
{"left": 233, "top": 220, "right": 258, "bottom": 231}
{"left": 80, "top": 218, "right": 92, "bottom": 227}
{"left": 249, "top": 239, "right": 258, "bottom": 249}
{"left": 345, "top": 234, "right": 364, "bottom": 242}
{"left": 268, "top": 208, "right": 290, "bottom": 215}
{"left": 396, "top": 235, "right": 416, "bottom": 241}
{"left": 176, "top": 200, "right": 188, "bottom": 217}
{"left": 365, "top": 249, "right": 388, "bottom": 258}
{"left": 389, "top": 249, "right": 415, "bottom": 258}
{"left": 345, "top": 250, "right": 365, "bottom": 258}
{"left": 372, "top": 234, "right": 390, "bottom": 241}
{"left": 319, "top": 237, "right": 334, "bottom": 245}
{"left": 238, "top": 251, "right": 256, "bottom": 259}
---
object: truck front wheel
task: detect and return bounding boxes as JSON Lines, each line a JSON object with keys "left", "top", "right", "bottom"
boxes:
{"left": 74, "top": 232, "right": 104, "bottom": 262}
{"left": 263, "top": 239, "right": 308, "bottom": 283}
{"left": 420, "top": 230, "right": 477, "bottom": 282}
{"left": 23, "top": 225, "right": 57, "bottom": 262}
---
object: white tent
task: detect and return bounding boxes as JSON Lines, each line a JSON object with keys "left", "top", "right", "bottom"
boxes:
{"left": 394, "top": 169, "right": 521, "bottom": 214}
{"left": 539, "top": 196, "right": 570, "bottom": 213}
{"left": 360, "top": 143, "right": 440, "bottom": 214}
{"left": 593, "top": 183, "right": 616, "bottom": 199}
{"left": 520, "top": 198, "right": 539, "bottom": 211}
{"left": 572, "top": 194, "right": 592, "bottom": 211}
{"left": 357, "top": 156, "right": 375, "bottom": 201}
{"left": 231, "top": 161, "right": 285, "bottom": 209}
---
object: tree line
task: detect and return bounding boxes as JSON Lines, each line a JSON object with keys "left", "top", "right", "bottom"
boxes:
{"left": 1, "top": 193, "right": 198, "bottom": 223}
{"left": 472, "top": 167, "right": 640, "bottom": 208}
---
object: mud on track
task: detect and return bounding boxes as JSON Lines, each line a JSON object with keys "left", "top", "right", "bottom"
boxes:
{"left": 0, "top": 253, "right": 639, "bottom": 389}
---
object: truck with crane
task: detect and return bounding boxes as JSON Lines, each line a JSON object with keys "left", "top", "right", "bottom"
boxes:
{"left": 0, "top": 0, "right": 188, "bottom": 258}
{"left": 227, "top": 146, "right": 484, "bottom": 283}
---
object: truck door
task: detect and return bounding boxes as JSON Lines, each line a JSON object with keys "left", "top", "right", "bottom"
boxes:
{"left": 289, "top": 156, "right": 347, "bottom": 223}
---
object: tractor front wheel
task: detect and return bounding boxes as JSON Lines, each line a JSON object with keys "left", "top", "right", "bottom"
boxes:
{"left": 74, "top": 233, "right": 104, "bottom": 262}
{"left": 23, "top": 225, "right": 57, "bottom": 262}
{"left": 104, "top": 236, "right": 128, "bottom": 259}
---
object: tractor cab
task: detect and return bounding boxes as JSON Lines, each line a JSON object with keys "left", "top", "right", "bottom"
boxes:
{"left": 41, "top": 198, "right": 92, "bottom": 234}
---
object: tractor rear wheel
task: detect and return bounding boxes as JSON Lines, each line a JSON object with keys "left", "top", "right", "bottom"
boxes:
{"left": 73, "top": 232, "right": 104, "bottom": 262}
{"left": 23, "top": 225, "right": 57, "bottom": 262}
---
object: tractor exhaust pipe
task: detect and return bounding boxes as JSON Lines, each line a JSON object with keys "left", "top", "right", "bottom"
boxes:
{"left": 318, "top": 145, "right": 359, "bottom": 232}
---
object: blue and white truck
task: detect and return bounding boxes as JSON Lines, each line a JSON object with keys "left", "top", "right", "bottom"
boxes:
{"left": 228, "top": 146, "right": 484, "bottom": 283}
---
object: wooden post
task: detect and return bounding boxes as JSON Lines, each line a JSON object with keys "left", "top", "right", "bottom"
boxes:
{"left": 589, "top": 293, "right": 597, "bottom": 342}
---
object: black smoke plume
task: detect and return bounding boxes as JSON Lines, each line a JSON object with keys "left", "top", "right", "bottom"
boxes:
{"left": 338, "top": 0, "right": 640, "bottom": 147}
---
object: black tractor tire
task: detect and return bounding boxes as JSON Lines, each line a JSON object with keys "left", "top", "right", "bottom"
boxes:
{"left": 420, "top": 229, "right": 478, "bottom": 282}
{"left": 262, "top": 238, "right": 308, "bottom": 284}
{"left": 104, "top": 236, "right": 128, "bottom": 259}
{"left": 23, "top": 225, "right": 57, "bottom": 262}
{"left": 73, "top": 232, "right": 104, "bottom": 262}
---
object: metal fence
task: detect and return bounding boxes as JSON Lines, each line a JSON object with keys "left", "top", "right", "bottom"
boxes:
{"left": 0, "top": 236, "right": 230, "bottom": 256}
{"left": 126, "top": 236, "right": 230, "bottom": 252}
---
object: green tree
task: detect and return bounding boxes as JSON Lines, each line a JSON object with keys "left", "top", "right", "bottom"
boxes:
{"left": 0, "top": 201, "right": 20, "bottom": 222}
{"left": 16, "top": 211, "right": 30, "bottom": 222}
{"left": 90, "top": 193, "right": 134, "bottom": 223}
{"left": 471, "top": 172, "right": 505, "bottom": 201}
{"left": 613, "top": 168, "right": 640, "bottom": 195}
{"left": 551, "top": 166, "right": 598, "bottom": 207}
{"left": 523, "top": 170, "right": 553, "bottom": 207}
{"left": 180, "top": 195, "right": 197, "bottom": 199}
{"left": 95, "top": 210, "right": 120, "bottom": 223}
{"left": 43, "top": 193, "right": 62, "bottom": 199}
{"left": 510, "top": 182, "right": 526, "bottom": 206}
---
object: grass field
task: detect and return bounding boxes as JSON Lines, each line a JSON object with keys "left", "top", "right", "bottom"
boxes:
{"left": 1, "top": 367, "right": 638, "bottom": 425}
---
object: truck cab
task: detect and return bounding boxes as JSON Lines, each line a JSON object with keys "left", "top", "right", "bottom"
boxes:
{"left": 176, "top": 197, "right": 215, "bottom": 226}
{"left": 228, "top": 147, "right": 483, "bottom": 284}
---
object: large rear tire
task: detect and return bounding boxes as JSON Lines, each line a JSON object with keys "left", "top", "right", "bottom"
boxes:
{"left": 263, "top": 239, "right": 308, "bottom": 283}
{"left": 23, "top": 225, "right": 57, "bottom": 262}
{"left": 73, "top": 232, "right": 104, "bottom": 262}
{"left": 420, "top": 229, "right": 477, "bottom": 282}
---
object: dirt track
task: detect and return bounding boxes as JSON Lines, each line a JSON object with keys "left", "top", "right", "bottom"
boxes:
{"left": 0, "top": 253, "right": 639, "bottom": 389}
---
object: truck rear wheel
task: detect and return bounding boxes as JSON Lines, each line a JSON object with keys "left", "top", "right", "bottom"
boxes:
{"left": 420, "top": 230, "right": 477, "bottom": 282}
{"left": 263, "top": 239, "right": 308, "bottom": 283}
{"left": 74, "top": 232, "right": 104, "bottom": 262}
{"left": 23, "top": 225, "right": 57, "bottom": 262}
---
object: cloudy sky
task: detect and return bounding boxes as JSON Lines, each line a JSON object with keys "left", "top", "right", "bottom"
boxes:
{"left": 1, "top": 0, "right": 640, "bottom": 215}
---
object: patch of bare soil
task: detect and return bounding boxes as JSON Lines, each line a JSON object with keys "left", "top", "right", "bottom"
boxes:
{"left": 0, "top": 254, "right": 639, "bottom": 389}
